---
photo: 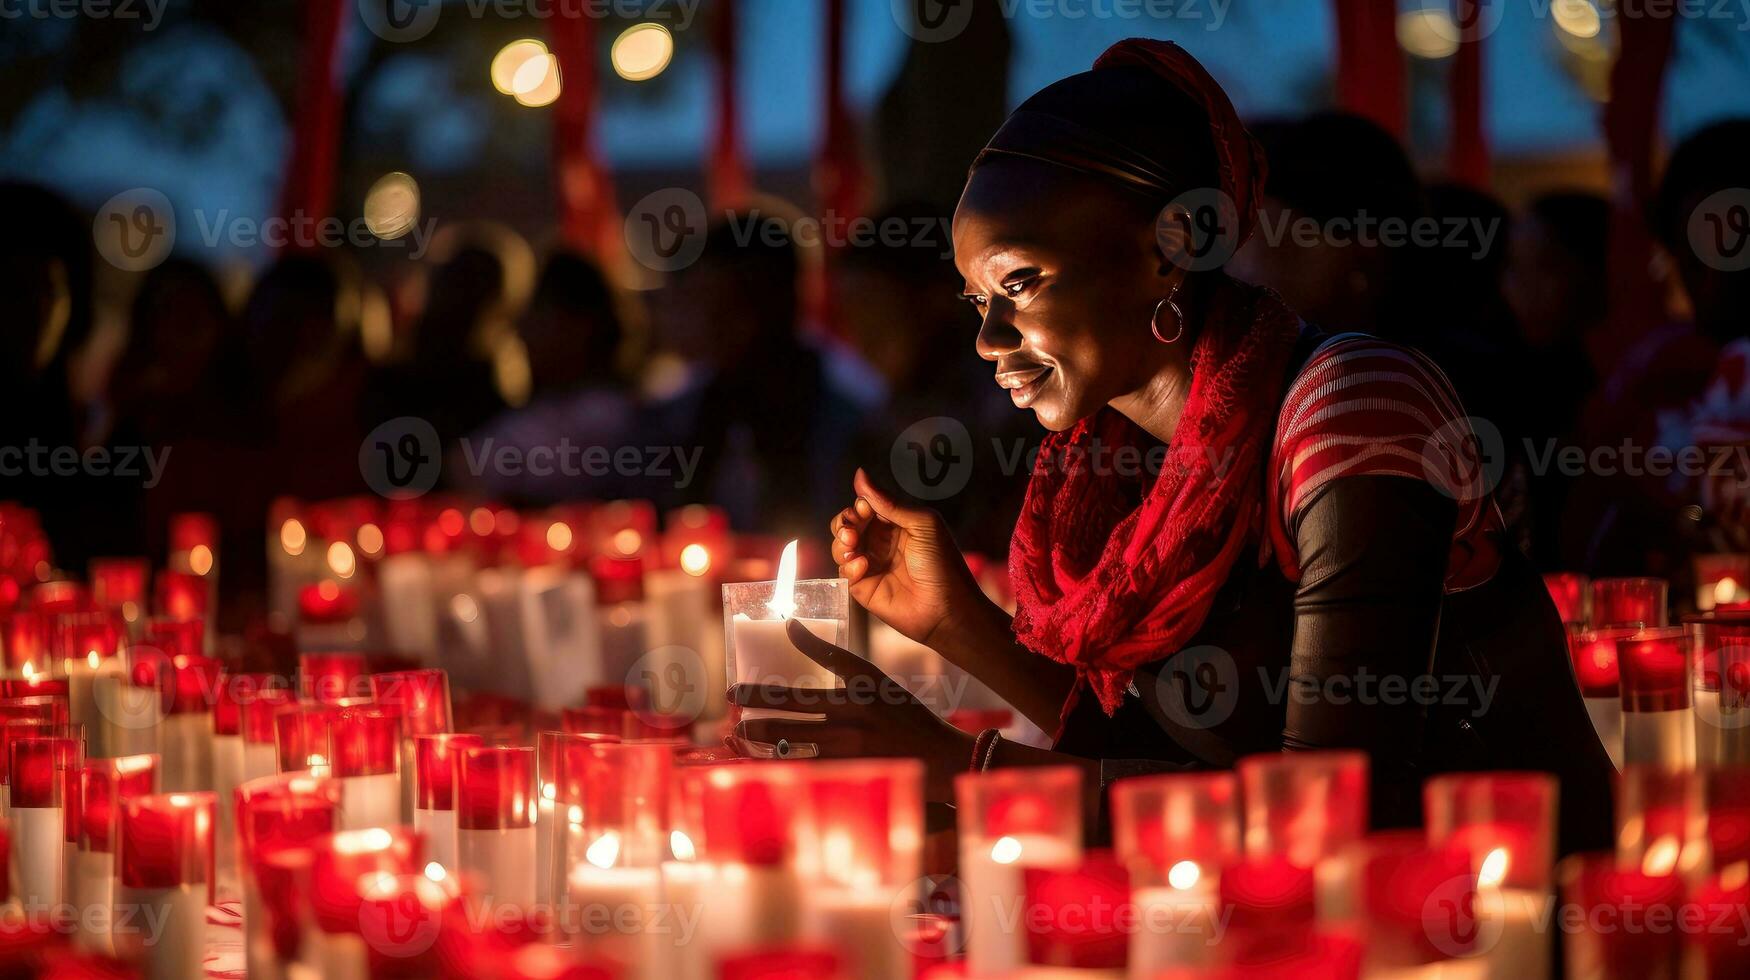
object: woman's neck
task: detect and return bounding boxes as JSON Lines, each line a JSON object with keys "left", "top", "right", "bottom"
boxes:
{"left": 1108, "top": 273, "right": 1225, "bottom": 444}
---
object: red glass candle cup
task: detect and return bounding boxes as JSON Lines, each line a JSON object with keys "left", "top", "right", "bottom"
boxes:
{"left": 671, "top": 762, "right": 799, "bottom": 866}
{"left": 1591, "top": 577, "right": 1668, "bottom": 630}
{"left": 119, "top": 791, "right": 215, "bottom": 899}
{"left": 79, "top": 755, "right": 158, "bottom": 853}
{"left": 562, "top": 705, "right": 626, "bottom": 737}
{"left": 1706, "top": 768, "right": 1750, "bottom": 867}
{"left": 54, "top": 612, "right": 123, "bottom": 666}
{"left": 155, "top": 571, "right": 207, "bottom": 622}
{"left": 1615, "top": 765, "right": 1704, "bottom": 875}
{"left": 2, "top": 610, "right": 50, "bottom": 672}
{"left": 169, "top": 513, "right": 218, "bottom": 563}
{"left": 661, "top": 504, "right": 731, "bottom": 569}
{"left": 1356, "top": 832, "right": 1475, "bottom": 967}
{"left": 306, "top": 826, "right": 422, "bottom": 935}
{"left": 275, "top": 703, "right": 339, "bottom": 773}
{"left": 31, "top": 581, "right": 91, "bottom": 615}
{"left": 299, "top": 651, "right": 366, "bottom": 703}
{"left": 235, "top": 772, "right": 341, "bottom": 874}
{"left": 1617, "top": 627, "right": 1692, "bottom": 712}
{"left": 1111, "top": 771, "right": 1240, "bottom": 888}
{"left": 415, "top": 733, "right": 483, "bottom": 812}
{"left": 797, "top": 759, "right": 924, "bottom": 889}
{"left": 456, "top": 745, "right": 535, "bottom": 831}
{"left": 588, "top": 554, "right": 644, "bottom": 605}
{"left": 1558, "top": 852, "right": 1684, "bottom": 978}
{"left": 1542, "top": 572, "right": 1590, "bottom": 626}
{"left": 369, "top": 669, "right": 452, "bottom": 736}
{"left": 955, "top": 766, "right": 1084, "bottom": 845}
{"left": 553, "top": 740, "right": 673, "bottom": 869}
{"left": 1694, "top": 553, "right": 1750, "bottom": 611}
{"left": 239, "top": 688, "right": 297, "bottom": 746}
{"left": 10, "top": 735, "right": 80, "bottom": 809}
{"left": 1568, "top": 627, "right": 1635, "bottom": 699}
{"left": 0, "top": 717, "right": 55, "bottom": 786}
{"left": 1424, "top": 772, "right": 1557, "bottom": 891}
{"left": 1021, "top": 851, "right": 1131, "bottom": 969}
{"left": 89, "top": 558, "right": 149, "bottom": 619}
{"left": 332, "top": 705, "right": 401, "bottom": 778}
{"left": 214, "top": 673, "right": 284, "bottom": 738}
{"left": 142, "top": 617, "right": 203, "bottom": 661}
{"left": 1237, "top": 750, "right": 1369, "bottom": 868}
{"left": 165, "top": 654, "right": 221, "bottom": 716}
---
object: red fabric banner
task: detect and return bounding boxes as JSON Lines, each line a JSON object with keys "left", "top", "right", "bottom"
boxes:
{"left": 1601, "top": 10, "right": 1677, "bottom": 351}
{"left": 276, "top": 0, "right": 349, "bottom": 245}
{"left": 1448, "top": 20, "right": 1489, "bottom": 188}
{"left": 1330, "top": 0, "right": 1405, "bottom": 139}
{"left": 709, "top": 0, "right": 751, "bottom": 210}
{"left": 548, "top": 10, "right": 621, "bottom": 258}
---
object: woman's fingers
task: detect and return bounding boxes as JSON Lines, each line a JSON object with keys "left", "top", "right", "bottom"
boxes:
{"left": 853, "top": 468, "right": 931, "bottom": 531}
{"left": 786, "top": 618, "right": 880, "bottom": 684}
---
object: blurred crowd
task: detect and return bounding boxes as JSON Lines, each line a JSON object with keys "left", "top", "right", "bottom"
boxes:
{"left": 2, "top": 112, "right": 1748, "bottom": 632}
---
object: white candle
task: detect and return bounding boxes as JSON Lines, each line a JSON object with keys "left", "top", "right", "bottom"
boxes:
{"left": 66, "top": 653, "right": 106, "bottom": 757}
{"left": 959, "top": 833, "right": 1080, "bottom": 975}
{"left": 116, "top": 882, "right": 206, "bottom": 980}
{"left": 456, "top": 745, "right": 537, "bottom": 908}
{"left": 415, "top": 806, "right": 460, "bottom": 877}
{"left": 1583, "top": 698, "right": 1624, "bottom": 771}
{"left": 1478, "top": 887, "right": 1550, "bottom": 980}
{"left": 478, "top": 567, "right": 534, "bottom": 697}
{"left": 115, "top": 792, "right": 213, "bottom": 980}
{"left": 662, "top": 860, "right": 749, "bottom": 980}
{"left": 731, "top": 616, "right": 840, "bottom": 723}
{"left": 1622, "top": 709, "right": 1695, "bottom": 767}
{"left": 213, "top": 734, "right": 244, "bottom": 897}
{"left": 94, "top": 663, "right": 163, "bottom": 760}
{"left": 379, "top": 551, "right": 439, "bottom": 659}
{"left": 338, "top": 773, "right": 400, "bottom": 831}
{"left": 536, "top": 791, "right": 556, "bottom": 911}
{"left": 11, "top": 804, "right": 64, "bottom": 912}
{"left": 1129, "top": 883, "right": 1219, "bottom": 973}
{"left": 70, "top": 848, "right": 115, "bottom": 953}
{"left": 647, "top": 555, "right": 725, "bottom": 721}
{"left": 805, "top": 886, "right": 911, "bottom": 980}
{"left": 566, "top": 861, "right": 662, "bottom": 978}
{"left": 160, "top": 712, "right": 211, "bottom": 792}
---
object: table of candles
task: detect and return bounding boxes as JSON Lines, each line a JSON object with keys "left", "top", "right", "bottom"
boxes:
{"left": 0, "top": 500, "right": 1747, "bottom": 980}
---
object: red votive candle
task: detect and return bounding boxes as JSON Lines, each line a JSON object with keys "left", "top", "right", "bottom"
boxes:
{"left": 275, "top": 702, "right": 339, "bottom": 774}
{"left": 1542, "top": 572, "right": 1589, "bottom": 626}
{"left": 235, "top": 771, "right": 342, "bottom": 973}
{"left": 560, "top": 740, "right": 673, "bottom": 869}
{"left": 307, "top": 826, "right": 423, "bottom": 936}
{"left": 3, "top": 610, "right": 51, "bottom": 672}
{"left": 1424, "top": 772, "right": 1558, "bottom": 891}
{"left": 1357, "top": 832, "right": 1474, "bottom": 968}
{"left": 537, "top": 731, "right": 611, "bottom": 908}
{"left": 332, "top": 704, "right": 402, "bottom": 830}
{"left": 661, "top": 504, "right": 731, "bottom": 569}
{"left": 588, "top": 554, "right": 644, "bottom": 605}
{"left": 1591, "top": 577, "right": 1668, "bottom": 629}
{"left": 1706, "top": 768, "right": 1750, "bottom": 867}
{"left": 414, "top": 732, "right": 483, "bottom": 876}
{"left": 116, "top": 791, "right": 215, "bottom": 979}
{"left": 89, "top": 557, "right": 149, "bottom": 621}
{"left": 169, "top": 513, "right": 217, "bottom": 566}
{"left": 1558, "top": 852, "right": 1684, "bottom": 978}
{"left": 369, "top": 668, "right": 452, "bottom": 736}
{"left": 799, "top": 759, "right": 923, "bottom": 888}
{"left": 1615, "top": 765, "right": 1704, "bottom": 875}
{"left": 1688, "top": 871, "right": 1750, "bottom": 977}
{"left": 717, "top": 947, "right": 844, "bottom": 980}
{"left": 0, "top": 677, "right": 67, "bottom": 698}
{"left": 562, "top": 705, "right": 627, "bottom": 737}
{"left": 1, "top": 716, "right": 55, "bottom": 786}
{"left": 1563, "top": 629, "right": 1624, "bottom": 699}
{"left": 154, "top": 571, "right": 207, "bottom": 623}
{"left": 1112, "top": 771, "right": 1240, "bottom": 886}
{"left": 456, "top": 745, "right": 537, "bottom": 905}
{"left": 1237, "top": 750, "right": 1369, "bottom": 868}
{"left": 1618, "top": 627, "right": 1696, "bottom": 767}
{"left": 674, "top": 763, "right": 801, "bottom": 866}
{"left": 11, "top": 734, "right": 79, "bottom": 808}
{"left": 214, "top": 673, "right": 283, "bottom": 738}
{"left": 1220, "top": 855, "right": 1318, "bottom": 937}
{"left": 143, "top": 617, "right": 203, "bottom": 661}
{"left": 32, "top": 581, "right": 91, "bottom": 615}
{"left": 1021, "top": 850, "right": 1131, "bottom": 969}
{"left": 80, "top": 755, "right": 158, "bottom": 852}
{"left": 955, "top": 766, "right": 1084, "bottom": 975}
{"left": 238, "top": 687, "right": 297, "bottom": 782}
{"left": 299, "top": 651, "right": 366, "bottom": 703}
{"left": 55, "top": 611, "right": 123, "bottom": 664}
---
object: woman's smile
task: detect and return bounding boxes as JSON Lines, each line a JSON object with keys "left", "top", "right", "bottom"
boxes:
{"left": 995, "top": 363, "right": 1053, "bottom": 406}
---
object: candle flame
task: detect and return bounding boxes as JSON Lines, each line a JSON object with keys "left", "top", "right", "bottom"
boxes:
{"left": 670, "top": 830, "right": 696, "bottom": 862}
{"left": 1478, "top": 847, "right": 1509, "bottom": 888}
{"left": 990, "top": 835, "right": 1023, "bottom": 865}
{"left": 21, "top": 661, "right": 34, "bottom": 680}
{"left": 1718, "top": 577, "right": 1741, "bottom": 606}
{"left": 424, "top": 862, "right": 447, "bottom": 882}
{"left": 1642, "top": 836, "right": 1680, "bottom": 876}
{"left": 680, "top": 543, "right": 711, "bottom": 577}
{"left": 87, "top": 650, "right": 100, "bottom": 669}
{"left": 768, "top": 540, "right": 799, "bottom": 619}
{"left": 586, "top": 832, "right": 621, "bottom": 870}
{"left": 1167, "top": 860, "right": 1201, "bottom": 891}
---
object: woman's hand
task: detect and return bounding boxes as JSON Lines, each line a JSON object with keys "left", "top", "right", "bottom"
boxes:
{"left": 832, "top": 468, "right": 983, "bottom": 649}
{"left": 728, "top": 619, "right": 975, "bottom": 802}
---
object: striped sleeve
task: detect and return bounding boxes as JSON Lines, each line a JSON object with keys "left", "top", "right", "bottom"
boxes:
{"left": 1267, "top": 336, "right": 1502, "bottom": 591}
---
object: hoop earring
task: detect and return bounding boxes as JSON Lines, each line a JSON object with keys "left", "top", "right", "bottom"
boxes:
{"left": 1151, "top": 288, "right": 1185, "bottom": 345}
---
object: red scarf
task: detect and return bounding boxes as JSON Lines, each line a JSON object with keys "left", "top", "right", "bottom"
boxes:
{"left": 1005, "top": 40, "right": 1301, "bottom": 722}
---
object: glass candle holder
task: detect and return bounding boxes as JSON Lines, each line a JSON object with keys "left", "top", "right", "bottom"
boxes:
{"left": 722, "top": 542, "right": 849, "bottom": 737}
{"left": 1694, "top": 554, "right": 1750, "bottom": 612}
{"left": 1218, "top": 855, "right": 1318, "bottom": 953}
{"left": 168, "top": 512, "right": 218, "bottom": 579}
{"left": 415, "top": 732, "right": 483, "bottom": 878}
{"left": 90, "top": 558, "right": 150, "bottom": 629}
{"left": 955, "top": 766, "right": 1084, "bottom": 976}
{"left": 160, "top": 653, "right": 219, "bottom": 794}
{"left": 667, "top": 762, "right": 808, "bottom": 959}
{"left": 3, "top": 610, "right": 51, "bottom": 676}
{"left": 456, "top": 745, "right": 537, "bottom": 907}
{"left": 155, "top": 570, "right": 208, "bottom": 625}
{"left": 116, "top": 791, "right": 215, "bottom": 979}
{"left": 235, "top": 771, "right": 340, "bottom": 977}
{"left": 1354, "top": 832, "right": 1475, "bottom": 972}
{"left": 275, "top": 703, "right": 339, "bottom": 775}
{"left": 1568, "top": 626, "right": 1635, "bottom": 770}
{"left": 1237, "top": 750, "right": 1369, "bottom": 869}
{"left": 1615, "top": 765, "right": 1706, "bottom": 877}
{"left": 331, "top": 705, "right": 402, "bottom": 830}
{"left": 10, "top": 735, "right": 81, "bottom": 911}
{"left": 369, "top": 668, "right": 452, "bottom": 736}
{"left": 306, "top": 826, "right": 423, "bottom": 972}
{"left": 1542, "top": 572, "right": 1590, "bottom": 626}
{"left": 1706, "top": 768, "right": 1750, "bottom": 871}
{"left": 1591, "top": 577, "right": 1669, "bottom": 630}
{"left": 1688, "top": 617, "right": 1750, "bottom": 767}
{"left": 212, "top": 673, "right": 282, "bottom": 895}
{"left": 1618, "top": 627, "right": 1696, "bottom": 767}
{"left": 1424, "top": 772, "right": 1557, "bottom": 980}
{"left": 1111, "top": 772, "right": 1238, "bottom": 974}
{"left": 1558, "top": 852, "right": 1685, "bottom": 980}
{"left": 299, "top": 651, "right": 367, "bottom": 704}
{"left": 1021, "top": 851, "right": 1131, "bottom": 970}
{"left": 559, "top": 742, "right": 672, "bottom": 963}
{"left": 238, "top": 688, "right": 297, "bottom": 782}
{"left": 74, "top": 754, "right": 158, "bottom": 955}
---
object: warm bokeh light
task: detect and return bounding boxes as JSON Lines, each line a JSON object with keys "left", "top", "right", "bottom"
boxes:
{"left": 990, "top": 835, "right": 1023, "bottom": 865}
{"left": 188, "top": 544, "right": 214, "bottom": 576}
{"left": 1478, "top": 847, "right": 1509, "bottom": 889}
{"left": 469, "top": 507, "right": 495, "bottom": 537}
{"left": 356, "top": 523, "right": 384, "bottom": 557}
{"left": 611, "top": 23, "right": 674, "bottom": 82}
{"left": 490, "top": 39, "right": 548, "bottom": 95}
{"left": 327, "top": 541, "right": 356, "bottom": 579}
{"left": 1397, "top": 8, "right": 1459, "bottom": 59}
{"left": 680, "top": 543, "right": 711, "bottom": 577}
{"left": 612, "top": 528, "right": 642, "bottom": 556}
{"left": 1167, "top": 860, "right": 1202, "bottom": 891}
{"left": 363, "top": 172, "right": 420, "bottom": 241}
{"left": 451, "top": 593, "right": 479, "bottom": 624}
{"left": 546, "top": 521, "right": 574, "bottom": 553}
{"left": 281, "top": 519, "right": 308, "bottom": 557}
{"left": 1552, "top": 0, "right": 1602, "bottom": 38}
{"left": 512, "top": 53, "right": 561, "bottom": 107}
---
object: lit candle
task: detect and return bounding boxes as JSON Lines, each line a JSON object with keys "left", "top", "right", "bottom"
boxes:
{"left": 1425, "top": 773, "right": 1558, "bottom": 980}
{"left": 116, "top": 790, "right": 214, "bottom": 980}
{"left": 1614, "top": 766, "right": 1704, "bottom": 877}
{"left": 155, "top": 630, "right": 217, "bottom": 792}
{"left": 414, "top": 732, "right": 483, "bottom": 878}
{"left": 235, "top": 772, "right": 340, "bottom": 980}
{"left": 1567, "top": 628, "right": 1634, "bottom": 770}
{"left": 212, "top": 673, "right": 282, "bottom": 897}
{"left": 1694, "top": 554, "right": 1750, "bottom": 612}
{"left": 9, "top": 735, "right": 80, "bottom": 915}
{"left": 1236, "top": 750, "right": 1369, "bottom": 923}
{"left": 168, "top": 512, "right": 218, "bottom": 581}
{"left": 670, "top": 763, "right": 809, "bottom": 951}
{"left": 646, "top": 540, "right": 723, "bottom": 724}
{"left": 1590, "top": 577, "right": 1668, "bottom": 630}
{"left": 590, "top": 552, "right": 650, "bottom": 698}
{"left": 724, "top": 540, "right": 849, "bottom": 740}
{"left": 154, "top": 570, "right": 209, "bottom": 637}
{"left": 371, "top": 667, "right": 452, "bottom": 822}
{"left": 1020, "top": 852, "right": 1131, "bottom": 972}
{"left": 1112, "top": 772, "right": 1238, "bottom": 971}
{"left": 1540, "top": 572, "right": 1589, "bottom": 626}
{"left": 304, "top": 826, "right": 422, "bottom": 980}
{"left": 54, "top": 612, "right": 121, "bottom": 758}
{"left": 1688, "top": 617, "right": 1750, "bottom": 766}
{"left": 239, "top": 688, "right": 297, "bottom": 782}
{"left": 1557, "top": 853, "right": 1684, "bottom": 979}
{"left": 275, "top": 703, "right": 339, "bottom": 775}
{"left": 72, "top": 753, "right": 158, "bottom": 954}
{"left": 297, "top": 581, "right": 365, "bottom": 653}
{"left": 557, "top": 741, "right": 671, "bottom": 973}
{"left": 2, "top": 610, "right": 51, "bottom": 680}
{"left": 456, "top": 745, "right": 537, "bottom": 907}
{"left": 794, "top": 759, "right": 924, "bottom": 980}
{"left": 1617, "top": 627, "right": 1695, "bottom": 767}
{"left": 331, "top": 705, "right": 402, "bottom": 830}
{"left": 300, "top": 650, "right": 368, "bottom": 704}
{"left": 0, "top": 715, "right": 55, "bottom": 814}
{"left": 269, "top": 499, "right": 322, "bottom": 630}
{"left": 955, "top": 766, "right": 1084, "bottom": 975}
{"left": 89, "top": 557, "right": 149, "bottom": 635}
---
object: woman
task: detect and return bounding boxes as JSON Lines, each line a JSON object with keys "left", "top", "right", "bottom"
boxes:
{"left": 730, "top": 40, "right": 1612, "bottom": 852}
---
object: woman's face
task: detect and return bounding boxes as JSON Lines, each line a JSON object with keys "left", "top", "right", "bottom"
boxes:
{"left": 952, "top": 158, "right": 1178, "bottom": 431}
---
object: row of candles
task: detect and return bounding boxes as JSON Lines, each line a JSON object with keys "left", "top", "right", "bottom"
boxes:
{"left": 1544, "top": 572, "right": 1750, "bottom": 771}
